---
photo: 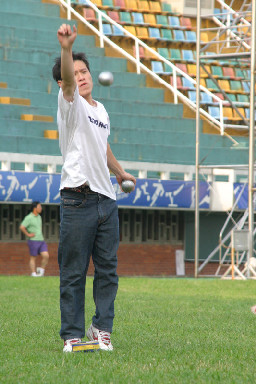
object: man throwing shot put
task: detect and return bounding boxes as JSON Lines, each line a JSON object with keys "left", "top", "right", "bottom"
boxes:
{"left": 52, "top": 24, "right": 136, "bottom": 352}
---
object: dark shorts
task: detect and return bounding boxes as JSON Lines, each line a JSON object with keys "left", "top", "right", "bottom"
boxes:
{"left": 27, "top": 240, "right": 48, "bottom": 257}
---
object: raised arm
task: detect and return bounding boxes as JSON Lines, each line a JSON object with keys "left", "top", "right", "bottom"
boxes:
{"left": 57, "top": 23, "right": 77, "bottom": 102}
{"left": 107, "top": 143, "right": 136, "bottom": 191}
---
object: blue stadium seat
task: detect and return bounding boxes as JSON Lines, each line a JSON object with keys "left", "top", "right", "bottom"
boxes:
{"left": 132, "top": 12, "right": 144, "bottom": 24}
{"left": 188, "top": 90, "right": 196, "bottom": 102}
{"left": 201, "top": 92, "right": 213, "bottom": 104}
{"left": 168, "top": 16, "right": 180, "bottom": 28}
{"left": 148, "top": 27, "right": 161, "bottom": 39}
{"left": 102, "top": 23, "right": 112, "bottom": 35}
{"left": 185, "top": 31, "right": 196, "bottom": 42}
{"left": 151, "top": 61, "right": 164, "bottom": 74}
{"left": 173, "top": 30, "right": 185, "bottom": 42}
{"left": 182, "top": 50, "right": 195, "bottom": 62}
{"left": 208, "top": 106, "right": 220, "bottom": 120}
{"left": 112, "top": 25, "right": 125, "bottom": 36}
{"left": 182, "top": 77, "right": 195, "bottom": 90}
{"left": 242, "top": 81, "right": 250, "bottom": 92}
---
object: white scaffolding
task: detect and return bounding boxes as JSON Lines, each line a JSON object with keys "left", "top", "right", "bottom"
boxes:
{"left": 195, "top": 0, "right": 255, "bottom": 277}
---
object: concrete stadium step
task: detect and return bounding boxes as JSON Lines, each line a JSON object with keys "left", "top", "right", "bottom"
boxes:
{"left": 0, "top": 82, "right": 166, "bottom": 105}
{"left": 21, "top": 114, "right": 54, "bottom": 123}
{"left": 0, "top": 36, "right": 104, "bottom": 57}
{"left": 0, "top": 72, "right": 146, "bottom": 93}
{"left": 109, "top": 128, "right": 238, "bottom": 148}
{"left": 0, "top": 0, "right": 60, "bottom": 16}
{"left": 0, "top": 88, "right": 182, "bottom": 118}
{"left": 0, "top": 135, "right": 61, "bottom": 156}
{"left": 0, "top": 134, "right": 248, "bottom": 165}
{"left": 0, "top": 11, "right": 68, "bottom": 31}
{"left": 110, "top": 113, "right": 197, "bottom": 132}
{"left": 0, "top": 50, "right": 128, "bottom": 72}
{"left": 0, "top": 104, "right": 55, "bottom": 121}
{"left": 0, "top": 96, "right": 30, "bottom": 106}
{"left": 110, "top": 143, "right": 249, "bottom": 165}
{"left": 0, "top": 25, "right": 97, "bottom": 48}
{"left": 0, "top": 118, "right": 55, "bottom": 137}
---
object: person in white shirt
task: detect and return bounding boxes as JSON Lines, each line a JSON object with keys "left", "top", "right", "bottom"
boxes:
{"left": 52, "top": 23, "right": 136, "bottom": 353}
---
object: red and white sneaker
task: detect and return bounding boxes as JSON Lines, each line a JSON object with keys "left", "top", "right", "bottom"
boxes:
{"left": 86, "top": 324, "right": 113, "bottom": 351}
{"left": 63, "top": 338, "right": 82, "bottom": 353}
{"left": 251, "top": 305, "right": 256, "bottom": 314}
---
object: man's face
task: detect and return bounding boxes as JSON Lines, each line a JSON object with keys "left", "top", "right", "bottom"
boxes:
{"left": 36, "top": 204, "right": 42, "bottom": 214}
{"left": 74, "top": 60, "right": 93, "bottom": 99}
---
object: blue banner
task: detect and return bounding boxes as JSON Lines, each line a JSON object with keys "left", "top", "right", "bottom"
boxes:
{"left": 0, "top": 171, "right": 210, "bottom": 209}
{"left": 234, "top": 183, "right": 249, "bottom": 210}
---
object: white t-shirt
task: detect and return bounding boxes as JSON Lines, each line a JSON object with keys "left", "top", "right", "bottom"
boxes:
{"left": 57, "top": 86, "right": 116, "bottom": 200}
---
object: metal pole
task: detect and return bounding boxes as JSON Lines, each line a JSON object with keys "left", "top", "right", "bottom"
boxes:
{"left": 195, "top": 0, "right": 201, "bottom": 277}
{"left": 248, "top": 0, "right": 256, "bottom": 261}
{"left": 67, "top": 0, "right": 71, "bottom": 20}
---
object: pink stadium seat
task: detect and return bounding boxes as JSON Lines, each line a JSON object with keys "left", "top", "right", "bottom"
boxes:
{"left": 82, "top": 8, "right": 97, "bottom": 22}
{"left": 180, "top": 17, "right": 192, "bottom": 30}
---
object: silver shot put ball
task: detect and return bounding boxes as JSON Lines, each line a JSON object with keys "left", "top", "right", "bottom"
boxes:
{"left": 121, "top": 180, "right": 135, "bottom": 193}
{"left": 98, "top": 71, "right": 114, "bottom": 86}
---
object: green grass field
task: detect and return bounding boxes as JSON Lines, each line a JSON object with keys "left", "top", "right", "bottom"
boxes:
{"left": 1, "top": 276, "right": 256, "bottom": 384}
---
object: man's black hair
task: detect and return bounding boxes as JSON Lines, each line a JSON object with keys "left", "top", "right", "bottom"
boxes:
{"left": 52, "top": 52, "right": 91, "bottom": 82}
{"left": 31, "top": 201, "right": 40, "bottom": 211}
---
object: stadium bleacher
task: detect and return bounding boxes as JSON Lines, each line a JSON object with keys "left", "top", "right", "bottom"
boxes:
{"left": 0, "top": 0, "right": 251, "bottom": 169}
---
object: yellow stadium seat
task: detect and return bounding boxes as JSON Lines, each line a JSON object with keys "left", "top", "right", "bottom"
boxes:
{"left": 125, "top": 0, "right": 137, "bottom": 11}
{"left": 124, "top": 25, "right": 136, "bottom": 36}
{"left": 44, "top": 130, "right": 59, "bottom": 139}
{"left": 223, "top": 107, "right": 233, "bottom": 120}
{"left": 218, "top": 79, "right": 230, "bottom": 92}
{"left": 149, "top": 1, "right": 161, "bottom": 13}
{"left": 201, "top": 32, "right": 209, "bottom": 43}
{"left": 136, "top": 26, "right": 149, "bottom": 39}
{"left": 137, "top": 0, "right": 150, "bottom": 12}
{"left": 144, "top": 13, "right": 156, "bottom": 25}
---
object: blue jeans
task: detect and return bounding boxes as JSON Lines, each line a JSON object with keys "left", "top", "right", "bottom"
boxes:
{"left": 58, "top": 189, "right": 119, "bottom": 340}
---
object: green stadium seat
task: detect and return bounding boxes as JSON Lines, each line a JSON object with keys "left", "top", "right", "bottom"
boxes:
{"left": 158, "top": 47, "right": 170, "bottom": 59}
{"left": 161, "top": 2, "right": 172, "bottom": 13}
{"left": 206, "top": 78, "right": 219, "bottom": 91}
{"left": 230, "top": 80, "right": 242, "bottom": 92}
{"left": 119, "top": 11, "right": 132, "bottom": 24}
{"left": 211, "top": 65, "right": 223, "bottom": 78}
{"left": 161, "top": 29, "right": 173, "bottom": 41}
{"left": 156, "top": 15, "right": 168, "bottom": 26}
{"left": 170, "top": 48, "right": 181, "bottom": 61}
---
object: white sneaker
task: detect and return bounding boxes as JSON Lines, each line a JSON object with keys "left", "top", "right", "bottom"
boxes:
{"left": 36, "top": 267, "right": 45, "bottom": 276}
{"left": 86, "top": 324, "right": 113, "bottom": 351}
{"left": 31, "top": 272, "right": 40, "bottom": 277}
{"left": 63, "top": 338, "right": 82, "bottom": 353}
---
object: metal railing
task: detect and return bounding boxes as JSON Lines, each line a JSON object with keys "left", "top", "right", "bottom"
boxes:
{"left": 58, "top": 0, "right": 247, "bottom": 137}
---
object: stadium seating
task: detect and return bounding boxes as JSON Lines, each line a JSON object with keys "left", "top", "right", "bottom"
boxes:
{"left": 0, "top": 0, "right": 250, "bottom": 172}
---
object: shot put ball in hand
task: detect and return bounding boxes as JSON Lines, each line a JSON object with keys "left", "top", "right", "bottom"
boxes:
{"left": 121, "top": 180, "right": 135, "bottom": 193}
{"left": 98, "top": 71, "right": 114, "bottom": 86}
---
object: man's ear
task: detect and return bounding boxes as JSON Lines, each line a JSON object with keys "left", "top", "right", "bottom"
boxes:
{"left": 57, "top": 80, "right": 62, "bottom": 88}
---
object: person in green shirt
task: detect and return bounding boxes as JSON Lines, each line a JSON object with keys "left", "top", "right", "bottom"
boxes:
{"left": 20, "top": 201, "right": 50, "bottom": 277}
